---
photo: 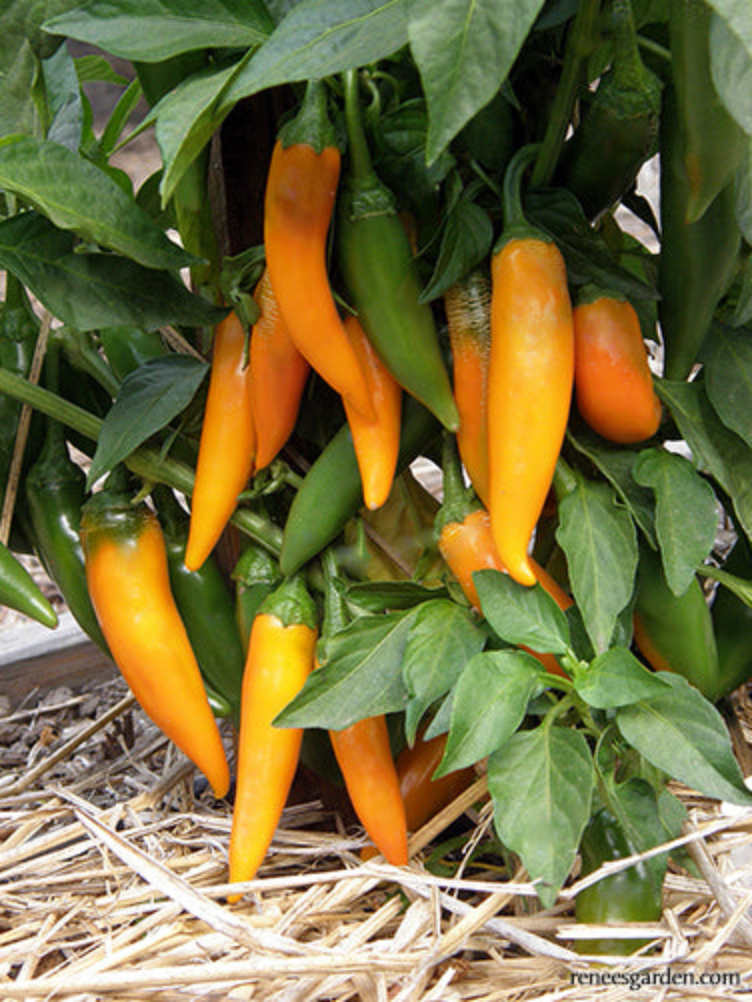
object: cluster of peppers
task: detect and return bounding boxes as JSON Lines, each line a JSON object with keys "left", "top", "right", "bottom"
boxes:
{"left": 1, "top": 0, "right": 751, "bottom": 956}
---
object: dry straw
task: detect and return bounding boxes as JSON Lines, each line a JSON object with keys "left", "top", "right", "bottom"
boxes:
{"left": 1, "top": 677, "right": 751, "bottom": 1000}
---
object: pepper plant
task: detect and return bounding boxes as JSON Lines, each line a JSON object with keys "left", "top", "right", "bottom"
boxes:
{"left": 2, "top": 0, "right": 752, "bottom": 948}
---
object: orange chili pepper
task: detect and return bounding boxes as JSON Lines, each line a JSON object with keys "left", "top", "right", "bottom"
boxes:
{"left": 185, "top": 310, "right": 255, "bottom": 571}
{"left": 250, "top": 268, "right": 310, "bottom": 471}
{"left": 228, "top": 576, "right": 317, "bottom": 894}
{"left": 488, "top": 146, "right": 574, "bottom": 587}
{"left": 342, "top": 315, "right": 402, "bottom": 511}
{"left": 80, "top": 488, "right": 230, "bottom": 798}
{"left": 397, "top": 730, "right": 477, "bottom": 833}
{"left": 573, "top": 289, "right": 662, "bottom": 444}
{"left": 444, "top": 270, "right": 491, "bottom": 505}
{"left": 329, "top": 714, "right": 408, "bottom": 864}
{"left": 263, "top": 81, "right": 373, "bottom": 421}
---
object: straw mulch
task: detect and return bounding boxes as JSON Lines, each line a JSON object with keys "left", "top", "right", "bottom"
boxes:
{"left": 1, "top": 676, "right": 752, "bottom": 1001}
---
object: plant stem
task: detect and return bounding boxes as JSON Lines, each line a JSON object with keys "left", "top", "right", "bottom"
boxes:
{"left": 532, "top": 0, "right": 602, "bottom": 187}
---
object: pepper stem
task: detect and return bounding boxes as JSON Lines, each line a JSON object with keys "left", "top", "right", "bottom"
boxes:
{"left": 501, "top": 143, "right": 542, "bottom": 235}
{"left": 278, "top": 79, "right": 338, "bottom": 153}
{"left": 343, "top": 68, "right": 374, "bottom": 182}
{"left": 436, "top": 433, "right": 479, "bottom": 533}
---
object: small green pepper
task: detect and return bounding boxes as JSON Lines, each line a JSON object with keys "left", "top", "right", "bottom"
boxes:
{"left": 558, "top": 0, "right": 662, "bottom": 221}
{"left": 279, "top": 396, "right": 439, "bottom": 576}
{"left": 154, "top": 486, "right": 246, "bottom": 725}
{"left": 633, "top": 544, "right": 721, "bottom": 700}
{"left": 575, "top": 808, "right": 663, "bottom": 955}
{"left": 710, "top": 538, "right": 752, "bottom": 699}
{"left": 0, "top": 540, "right": 58, "bottom": 629}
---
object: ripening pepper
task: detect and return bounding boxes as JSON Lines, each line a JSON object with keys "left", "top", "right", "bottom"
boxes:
{"left": 319, "top": 550, "right": 408, "bottom": 864}
{"left": 488, "top": 145, "right": 574, "bottom": 587}
{"left": 444, "top": 270, "right": 491, "bottom": 505}
{"left": 263, "top": 80, "right": 373, "bottom": 421}
{"left": 80, "top": 485, "right": 230, "bottom": 798}
{"left": 436, "top": 434, "right": 570, "bottom": 677}
{"left": 573, "top": 288, "right": 661, "bottom": 444}
{"left": 249, "top": 267, "right": 310, "bottom": 471}
{"left": 229, "top": 575, "right": 317, "bottom": 892}
{"left": 575, "top": 808, "right": 663, "bottom": 955}
{"left": 155, "top": 486, "right": 246, "bottom": 726}
{"left": 658, "top": 85, "right": 740, "bottom": 382}
{"left": 633, "top": 545, "right": 721, "bottom": 701}
{"left": 337, "top": 69, "right": 459, "bottom": 433}
{"left": 342, "top": 315, "right": 402, "bottom": 511}
{"left": 668, "top": 0, "right": 745, "bottom": 225}
{"left": 185, "top": 309, "right": 255, "bottom": 571}
{"left": 558, "top": 0, "right": 662, "bottom": 221}
{"left": 396, "top": 730, "right": 477, "bottom": 833}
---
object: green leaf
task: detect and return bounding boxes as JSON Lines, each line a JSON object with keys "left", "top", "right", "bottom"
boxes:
{"left": 419, "top": 198, "right": 493, "bottom": 304}
{"left": 567, "top": 427, "right": 656, "bottom": 546}
{"left": 275, "top": 610, "right": 415, "bottom": 730}
{"left": 151, "top": 55, "right": 250, "bottom": 206}
{"left": 703, "top": 324, "right": 752, "bottom": 448}
{"left": 526, "top": 189, "right": 659, "bottom": 303}
{"left": 556, "top": 477, "right": 638, "bottom": 654}
{"left": 0, "top": 137, "right": 196, "bottom": 270}
{"left": 488, "top": 726, "right": 594, "bottom": 907}
{"left": 87, "top": 356, "right": 208, "bottom": 486}
{"left": 575, "top": 646, "right": 671, "bottom": 709}
{"left": 474, "top": 569, "right": 570, "bottom": 655}
{"left": 439, "top": 650, "right": 542, "bottom": 775}
{"left": 0, "top": 2, "right": 37, "bottom": 139}
{"left": 657, "top": 378, "right": 752, "bottom": 541}
{"left": 606, "top": 777, "right": 673, "bottom": 894}
{"left": 710, "top": 5, "right": 752, "bottom": 135}
{"left": 221, "top": 0, "right": 409, "bottom": 108}
{"left": 346, "top": 580, "right": 449, "bottom": 613}
{"left": 402, "top": 599, "right": 486, "bottom": 743}
{"left": 706, "top": 0, "right": 752, "bottom": 52}
{"left": 736, "top": 143, "right": 752, "bottom": 247}
{"left": 42, "top": 37, "right": 84, "bottom": 152}
{"left": 408, "top": 0, "right": 546, "bottom": 165}
{"left": 616, "top": 672, "right": 752, "bottom": 806}
{"left": 74, "top": 54, "right": 130, "bottom": 86}
{"left": 0, "top": 212, "right": 226, "bottom": 331}
{"left": 633, "top": 449, "right": 718, "bottom": 596}
{"left": 44, "top": 0, "right": 273, "bottom": 62}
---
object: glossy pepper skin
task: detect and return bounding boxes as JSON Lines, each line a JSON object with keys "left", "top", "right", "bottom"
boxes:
{"left": 558, "top": 0, "right": 661, "bottom": 221}
{"left": 668, "top": 0, "right": 745, "bottom": 224}
{"left": 658, "top": 86, "right": 740, "bottom": 382}
{"left": 573, "top": 290, "right": 661, "bottom": 444}
{"left": 342, "top": 315, "right": 402, "bottom": 511}
{"left": 24, "top": 416, "right": 108, "bottom": 652}
{"left": 279, "top": 396, "right": 439, "bottom": 576}
{"left": 319, "top": 551, "right": 408, "bottom": 864}
{"left": 155, "top": 487, "right": 246, "bottom": 726}
{"left": 250, "top": 268, "right": 310, "bottom": 471}
{"left": 488, "top": 146, "right": 574, "bottom": 587}
{"left": 397, "top": 731, "right": 477, "bottom": 833}
{"left": 575, "top": 808, "right": 663, "bottom": 955}
{"left": 0, "top": 540, "right": 58, "bottom": 629}
{"left": 185, "top": 309, "right": 255, "bottom": 571}
{"left": 263, "top": 81, "right": 373, "bottom": 422}
{"left": 229, "top": 576, "right": 317, "bottom": 892}
{"left": 337, "top": 69, "right": 459, "bottom": 433}
{"left": 633, "top": 546, "right": 721, "bottom": 701}
{"left": 80, "top": 488, "right": 230, "bottom": 798}
{"left": 444, "top": 270, "right": 491, "bottom": 505}
{"left": 709, "top": 539, "right": 752, "bottom": 700}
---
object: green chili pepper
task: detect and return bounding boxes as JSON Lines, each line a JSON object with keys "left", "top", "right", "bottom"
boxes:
{"left": 279, "top": 396, "right": 439, "bottom": 576}
{"left": 658, "top": 86, "right": 740, "bottom": 382}
{"left": 0, "top": 274, "right": 42, "bottom": 491}
{"left": 98, "top": 326, "right": 167, "bottom": 381}
{"left": 0, "top": 539, "right": 58, "bottom": 629}
{"left": 710, "top": 538, "right": 752, "bottom": 700}
{"left": 233, "top": 542, "right": 279, "bottom": 652}
{"left": 24, "top": 399, "right": 109, "bottom": 652}
{"left": 633, "top": 544, "right": 722, "bottom": 701}
{"left": 575, "top": 807, "right": 663, "bottom": 955}
{"left": 668, "top": 0, "right": 745, "bottom": 225}
{"left": 558, "top": 0, "right": 662, "bottom": 221}
{"left": 337, "top": 70, "right": 459, "bottom": 433}
{"left": 154, "top": 486, "right": 246, "bottom": 725}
